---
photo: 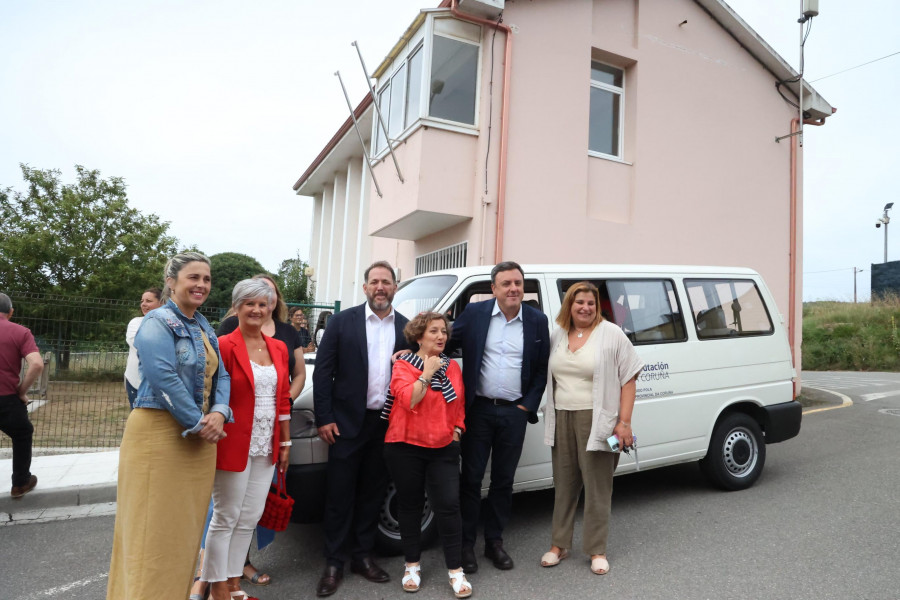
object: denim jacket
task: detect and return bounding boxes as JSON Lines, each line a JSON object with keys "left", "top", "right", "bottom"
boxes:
{"left": 133, "top": 300, "right": 232, "bottom": 436}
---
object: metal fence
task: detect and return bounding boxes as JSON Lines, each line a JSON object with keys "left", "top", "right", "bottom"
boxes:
{"left": 2, "top": 292, "right": 336, "bottom": 451}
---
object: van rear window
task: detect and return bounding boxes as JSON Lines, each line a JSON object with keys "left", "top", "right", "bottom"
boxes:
{"left": 684, "top": 279, "right": 774, "bottom": 339}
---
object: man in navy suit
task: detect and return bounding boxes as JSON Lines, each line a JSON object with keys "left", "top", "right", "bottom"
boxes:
{"left": 313, "top": 261, "right": 410, "bottom": 597}
{"left": 447, "top": 261, "right": 550, "bottom": 573}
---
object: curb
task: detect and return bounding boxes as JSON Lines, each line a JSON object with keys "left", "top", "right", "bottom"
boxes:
{"left": 0, "top": 482, "right": 117, "bottom": 517}
{"left": 800, "top": 385, "right": 853, "bottom": 413}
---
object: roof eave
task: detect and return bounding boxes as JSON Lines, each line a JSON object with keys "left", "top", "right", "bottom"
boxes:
{"left": 695, "top": 0, "right": 835, "bottom": 120}
{"left": 293, "top": 92, "right": 373, "bottom": 193}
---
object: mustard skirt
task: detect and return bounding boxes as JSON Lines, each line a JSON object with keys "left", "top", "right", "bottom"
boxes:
{"left": 107, "top": 408, "right": 216, "bottom": 600}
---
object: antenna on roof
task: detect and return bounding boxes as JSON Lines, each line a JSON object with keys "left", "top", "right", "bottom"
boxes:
{"left": 335, "top": 70, "right": 383, "bottom": 198}
{"left": 352, "top": 41, "right": 405, "bottom": 184}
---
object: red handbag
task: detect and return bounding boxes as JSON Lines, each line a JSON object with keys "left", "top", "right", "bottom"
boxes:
{"left": 258, "top": 470, "right": 294, "bottom": 532}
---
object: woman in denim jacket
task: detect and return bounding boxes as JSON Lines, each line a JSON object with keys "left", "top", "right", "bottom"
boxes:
{"left": 107, "top": 252, "right": 233, "bottom": 600}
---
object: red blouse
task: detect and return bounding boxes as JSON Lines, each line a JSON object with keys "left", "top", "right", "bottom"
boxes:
{"left": 385, "top": 359, "right": 466, "bottom": 448}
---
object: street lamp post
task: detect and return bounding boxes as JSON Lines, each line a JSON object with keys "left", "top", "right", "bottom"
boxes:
{"left": 876, "top": 202, "right": 894, "bottom": 263}
{"left": 853, "top": 267, "right": 864, "bottom": 303}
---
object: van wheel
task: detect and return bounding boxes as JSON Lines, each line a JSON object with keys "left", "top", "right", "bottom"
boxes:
{"left": 700, "top": 413, "right": 766, "bottom": 491}
{"left": 375, "top": 481, "right": 437, "bottom": 555}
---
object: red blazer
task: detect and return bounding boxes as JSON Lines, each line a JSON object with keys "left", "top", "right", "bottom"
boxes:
{"left": 216, "top": 328, "right": 292, "bottom": 472}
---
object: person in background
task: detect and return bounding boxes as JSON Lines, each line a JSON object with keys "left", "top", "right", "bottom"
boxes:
{"left": 314, "top": 310, "right": 332, "bottom": 349}
{"left": 107, "top": 252, "right": 232, "bottom": 600}
{"left": 383, "top": 312, "right": 471, "bottom": 598}
{"left": 539, "top": 281, "right": 643, "bottom": 575}
{"left": 0, "top": 292, "right": 43, "bottom": 499}
{"left": 445, "top": 261, "right": 550, "bottom": 574}
{"left": 312, "top": 261, "right": 410, "bottom": 597}
{"left": 289, "top": 306, "right": 315, "bottom": 353}
{"left": 201, "top": 279, "right": 292, "bottom": 600}
{"left": 190, "top": 274, "right": 306, "bottom": 598}
{"left": 124, "top": 287, "right": 163, "bottom": 409}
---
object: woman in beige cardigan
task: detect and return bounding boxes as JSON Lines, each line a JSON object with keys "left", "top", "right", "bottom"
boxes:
{"left": 540, "top": 281, "right": 643, "bottom": 575}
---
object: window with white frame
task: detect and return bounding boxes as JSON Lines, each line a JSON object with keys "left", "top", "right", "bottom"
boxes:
{"left": 429, "top": 34, "right": 478, "bottom": 124}
{"left": 588, "top": 61, "right": 624, "bottom": 158}
{"left": 373, "top": 15, "right": 481, "bottom": 155}
{"left": 405, "top": 46, "right": 424, "bottom": 129}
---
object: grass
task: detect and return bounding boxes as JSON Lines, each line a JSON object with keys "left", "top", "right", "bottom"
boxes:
{"left": 0, "top": 381, "right": 129, "bottom": 449}
{"left": 802, "top": 294, "right": 900, "bottom": 371}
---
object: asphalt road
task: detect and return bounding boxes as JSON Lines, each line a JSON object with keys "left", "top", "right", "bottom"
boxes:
{"left": 2, "top": 372, "right": 899, "bottom": 599}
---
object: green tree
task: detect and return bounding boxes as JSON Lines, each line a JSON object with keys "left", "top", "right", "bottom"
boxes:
{"left": 207, "top": 252, "right": 268, "bottom": 310}
{"left": 276, "top": 253, "right": 313, "bottom": 305}
{"left": 0, "top": 164, "right": 177, "bottom": 299}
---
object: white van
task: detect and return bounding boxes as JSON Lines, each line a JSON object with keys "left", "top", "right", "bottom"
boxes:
{"left": 287, "top": 265, "right": 801, "bottom": 553}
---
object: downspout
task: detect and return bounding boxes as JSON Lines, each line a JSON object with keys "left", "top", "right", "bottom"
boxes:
{"left": 789, "top": 113, "right": 829, "bottom": 398}
{"left": 449, "top": 0, "right": 512, "bottom": 263}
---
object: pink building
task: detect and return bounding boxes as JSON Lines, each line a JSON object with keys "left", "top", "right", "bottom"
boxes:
{"left": 293, "top": 0, "right": 835, "bottom": 366}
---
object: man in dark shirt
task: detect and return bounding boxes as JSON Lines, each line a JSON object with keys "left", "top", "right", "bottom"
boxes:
{"left": 0, "top": 293, "right": 43, "bottom": 499}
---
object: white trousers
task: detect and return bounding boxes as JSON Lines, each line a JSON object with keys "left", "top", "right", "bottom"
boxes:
{"left": 202, "top": 455, "right": 275, "bottom": 582}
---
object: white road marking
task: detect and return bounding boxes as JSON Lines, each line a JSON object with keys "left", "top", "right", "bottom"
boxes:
{"left": 860, "top": 390, "right": 900, "bottom": 402}
{"left": 20, "top": 572, "right": 108, "bottom": 599}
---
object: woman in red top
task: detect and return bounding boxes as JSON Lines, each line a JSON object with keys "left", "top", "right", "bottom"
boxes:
{"left": 384, "top": 311, "right": 471, "bottom": 598}
{"left": 200, "top": 279, "right": 292, "bottom": 600}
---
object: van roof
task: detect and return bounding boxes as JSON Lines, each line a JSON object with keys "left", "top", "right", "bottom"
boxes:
{"left": 404, "top": 264, "right": 761, "bottom": 280}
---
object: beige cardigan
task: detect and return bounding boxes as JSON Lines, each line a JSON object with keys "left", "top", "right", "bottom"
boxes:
{"left": 543, "top": 320, "right": 644, "bottom": 452}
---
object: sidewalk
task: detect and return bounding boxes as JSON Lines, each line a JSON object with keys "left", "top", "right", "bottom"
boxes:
{"left": 0, "top": 450, "right": 119, "bottom": 521}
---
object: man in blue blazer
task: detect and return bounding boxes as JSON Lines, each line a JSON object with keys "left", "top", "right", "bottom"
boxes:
{"left": 446, "top": 261, "right": 550, "bottom": 573}
{"left": 313, "top": 261, "right": 411, "bottom": 597}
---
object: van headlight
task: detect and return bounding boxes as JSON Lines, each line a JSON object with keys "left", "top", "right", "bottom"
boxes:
{"left": 290, "top": 409, "right": 318, "bottom": 438}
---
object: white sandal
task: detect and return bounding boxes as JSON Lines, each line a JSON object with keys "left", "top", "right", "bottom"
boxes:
{"left": 590, "top": 555, "right": 610, "bottom": 575}
{"left": 449, "top": 569, "right": 472, "bottom": 598}
{"left": 402, "top": 563, "right": 421, "bottom": 593}
{"left": 540, "top": 548, "right": 569, "bottom": 567}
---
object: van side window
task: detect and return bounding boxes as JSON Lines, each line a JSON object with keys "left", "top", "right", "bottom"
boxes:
{"left": 684, "top": 279, "right": 774, "bottom": 339}
{"left": 449, "top": 279, "right": 543, "bottom": 320}
{"left": 558, "top": 279, "right": 686, "bottom": 344}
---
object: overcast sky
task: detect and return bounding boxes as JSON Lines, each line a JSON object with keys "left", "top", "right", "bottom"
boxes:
{"left": 1, "top": 1, "right": 897, "bottom": 301}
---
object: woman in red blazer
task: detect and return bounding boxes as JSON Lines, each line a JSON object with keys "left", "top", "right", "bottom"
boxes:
{"left": 199, "top": 279, "right": 292, "bottom": 600}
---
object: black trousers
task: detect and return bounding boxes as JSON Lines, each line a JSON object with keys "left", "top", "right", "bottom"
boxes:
{"left": 0, "top": 393, "right": 34, "bottom": 487}
{"left": 459, "top": 399, "right": 529, "bottom": 547}
{"left": 384, "top": 441, "right": 462, "bottom": 569}
{"left": 322, "top": 410, "right": 389, "bottom": 568}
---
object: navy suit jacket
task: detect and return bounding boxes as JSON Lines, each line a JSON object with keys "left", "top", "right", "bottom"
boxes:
{"left": 447, "top": 299, "right": 550, "bottom": 421}
{"left": 313, "top": 303, "right": 410, "bottom": 439}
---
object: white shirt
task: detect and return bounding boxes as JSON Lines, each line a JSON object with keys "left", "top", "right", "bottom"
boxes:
{"left": 124, "top": 316, "right": 144, "bottom": 388}
{"left": 476, "top": 300, "right": 524, "bottom": 401}
{"left": 249, "top": 361, "right": 278, "bottom": 456}
{"left": 365, "top": 303, "right": 396, "bottom": 410}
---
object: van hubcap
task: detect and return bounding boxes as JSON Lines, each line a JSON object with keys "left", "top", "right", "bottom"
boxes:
{"left": 723, "top": 428, "right": 757, "bottom": 477}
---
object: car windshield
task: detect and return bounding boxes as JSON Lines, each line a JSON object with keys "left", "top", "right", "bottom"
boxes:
{"left": 393, "top": 274, "right": 458, "bottom": 318}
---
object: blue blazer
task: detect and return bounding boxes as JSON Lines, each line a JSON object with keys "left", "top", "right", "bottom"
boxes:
{"left": 447, "top": 299, "right": 550, "bottom": 421}
{"left": 313, "top": 303, "right": 410, "bottom": 439}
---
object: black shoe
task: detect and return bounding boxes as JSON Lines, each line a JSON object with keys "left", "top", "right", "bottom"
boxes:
{"left": 485, "top": 539, "right": 514, "bottom": 570}
{"left": 10, "top": 475, "right": 37, "bottom": 499}
{"left": 461, "top": 546, "right": 479, "bottom": 574}
{"left": 316, "top": 565, "right": 343, "bottom": 597}
{"left": 350, "top": 557, "right": 390, "bottom": 583}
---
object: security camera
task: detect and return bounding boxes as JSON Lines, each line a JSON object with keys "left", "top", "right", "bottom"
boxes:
{"left": 877, "top": 222, "right": 882, "bottom": 228}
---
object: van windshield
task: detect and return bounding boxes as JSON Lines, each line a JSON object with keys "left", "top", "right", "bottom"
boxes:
{"left": 394, "top": 275, "right": 457, "bottom": 317}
